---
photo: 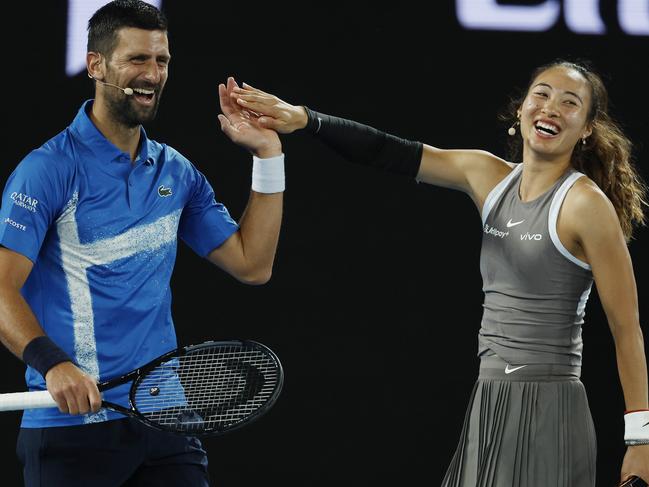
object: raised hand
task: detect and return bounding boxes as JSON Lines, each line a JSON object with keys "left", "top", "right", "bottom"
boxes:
{"left": 230, "top": 82, "right": 308, "bottom": 134}
{"left": 218, "top": 77, "right": 282, "bottom": 159}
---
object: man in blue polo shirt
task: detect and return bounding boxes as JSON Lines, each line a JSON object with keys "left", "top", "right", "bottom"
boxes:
{"left": 0, "top": 1, "right": 284, "bottom": 486}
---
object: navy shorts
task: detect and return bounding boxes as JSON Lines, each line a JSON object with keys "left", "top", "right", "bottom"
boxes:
{"left": 16, "top": 418, "right": 210, "bottom": 487}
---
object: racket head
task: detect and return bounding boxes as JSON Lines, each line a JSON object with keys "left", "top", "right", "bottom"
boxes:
{"left": 127, "top": 340, "right": 283, "bottom": 437}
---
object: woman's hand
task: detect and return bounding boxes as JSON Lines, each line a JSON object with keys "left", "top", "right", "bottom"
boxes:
{"left": 230, "top": 82, "right": 308, "bottom": 134}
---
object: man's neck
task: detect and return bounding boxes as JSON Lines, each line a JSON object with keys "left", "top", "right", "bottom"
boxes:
{"left": 90, "top": 99, "right": 141, "bottom": 162}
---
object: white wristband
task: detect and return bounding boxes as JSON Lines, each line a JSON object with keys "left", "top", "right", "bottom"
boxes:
{"left": 251, "top": 153, "right": 285, "bottom": 194}
{"left": 624, "top": 410, "right": 649, "bottom": 445}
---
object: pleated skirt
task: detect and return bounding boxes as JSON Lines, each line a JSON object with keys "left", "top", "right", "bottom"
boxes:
{"left": 441, "top": 356, "right": 597, "bottom": 487}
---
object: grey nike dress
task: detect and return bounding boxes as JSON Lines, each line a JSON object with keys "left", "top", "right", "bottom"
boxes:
{"left": 441, "top": 163, "right": 597, "bottom": 487}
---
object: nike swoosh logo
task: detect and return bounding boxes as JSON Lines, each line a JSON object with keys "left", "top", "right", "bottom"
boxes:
{"left": 506, "top": 218, "right": 525, "bottom": 228}
{"left": 643, "top": 421, "right": 649, "bottom": 427}
{"left": 505, "top": 364, "right": 528, "bottom": 374}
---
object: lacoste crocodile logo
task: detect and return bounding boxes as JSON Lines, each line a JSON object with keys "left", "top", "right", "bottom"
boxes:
{"left": 158, "top": 185, "right": 172, "bottom": 197}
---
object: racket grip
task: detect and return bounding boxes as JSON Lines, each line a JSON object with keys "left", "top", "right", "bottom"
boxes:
{"left": 620, "top": 476, "right": 649, "bottom": 487}
{"left": 0, "top": 390, "right": 57, "bottom": 411}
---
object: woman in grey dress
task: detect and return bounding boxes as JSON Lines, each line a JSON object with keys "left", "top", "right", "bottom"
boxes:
{"left": 222, "top": 60, "right": 649, "bottom": 485}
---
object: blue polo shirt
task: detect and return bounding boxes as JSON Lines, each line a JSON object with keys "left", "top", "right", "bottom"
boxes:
{"left": 0, "top": 100, "right": 239, "bottom": 427}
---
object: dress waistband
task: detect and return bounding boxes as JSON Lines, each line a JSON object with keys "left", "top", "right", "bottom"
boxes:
{"left": 479, "top": 355, "right": 581, "bottom": 381}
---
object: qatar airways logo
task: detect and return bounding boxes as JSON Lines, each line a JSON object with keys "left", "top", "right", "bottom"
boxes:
{"left": 456, "top": 0, "right": 649, "bottom": 35}
{"left": 66, "top": 0, "right": 163, "bottom": 76}
{"left": 10, "top": 192, "right": 39, "bottom": 213}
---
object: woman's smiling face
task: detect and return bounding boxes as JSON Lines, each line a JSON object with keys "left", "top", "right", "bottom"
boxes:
{"left": 519, "top": 65, "right": 593, "bottom": 160}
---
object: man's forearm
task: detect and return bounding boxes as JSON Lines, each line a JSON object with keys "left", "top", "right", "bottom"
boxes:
{"left": 0, "top": 286, "right": 47, "bottom": 359}
{"left": 0, "top": 287, "right": 73, "bottom": 379}
{"left": 236, "top": 190, "right": 283, "bottom": 283}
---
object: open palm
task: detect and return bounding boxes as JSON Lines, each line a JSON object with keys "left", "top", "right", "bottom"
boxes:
{"left": 218, "top": 77, "right": 280, "bottom": 158}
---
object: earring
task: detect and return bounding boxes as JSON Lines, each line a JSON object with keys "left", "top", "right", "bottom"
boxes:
{"left": 508, "top": 120, "right": 520, "bottom": 136}
{"left": 581, "top": 137, "right": 587, "bottom": 145}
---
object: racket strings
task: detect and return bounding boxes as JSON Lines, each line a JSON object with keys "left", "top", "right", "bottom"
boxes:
{"left": 133, "top": 345, "right": 280, "bottom": 433}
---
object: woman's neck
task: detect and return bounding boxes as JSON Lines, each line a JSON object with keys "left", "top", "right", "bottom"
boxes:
{"left": 519, "top": 148, "right": 572, "bottom": 202}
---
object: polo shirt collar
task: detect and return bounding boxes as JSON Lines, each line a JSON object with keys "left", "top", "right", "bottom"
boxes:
{"left": 70, "top": 99, "right": 154, "bottom": 166}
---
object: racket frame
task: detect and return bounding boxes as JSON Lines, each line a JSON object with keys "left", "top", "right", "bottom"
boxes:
{"left": 97, "top": 339, "right": 284, "bottom": 437}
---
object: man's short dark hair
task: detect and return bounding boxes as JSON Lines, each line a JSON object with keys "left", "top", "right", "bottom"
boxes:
{"left": 87, "top": 0, "right": 168, "bottom": 59}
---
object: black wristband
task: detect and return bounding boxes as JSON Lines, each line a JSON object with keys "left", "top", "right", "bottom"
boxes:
{"left": 302, "top": 106, "right": 423, "bottom": 178}
{"left": 22, "top": 336, "right": 72, "bottom": 378}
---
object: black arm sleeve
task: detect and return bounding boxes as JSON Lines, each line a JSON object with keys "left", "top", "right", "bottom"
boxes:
{"left": 303, "top": 107, "right": 423, "bottom": 178}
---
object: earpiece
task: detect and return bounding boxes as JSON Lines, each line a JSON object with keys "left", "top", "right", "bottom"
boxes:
{"left": 87, "top": 72, "right": 133, "bottom": 96}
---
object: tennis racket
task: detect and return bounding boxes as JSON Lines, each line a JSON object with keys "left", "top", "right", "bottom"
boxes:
{"left": 620, "top": 476, "right": 648, "bottom": 487}
{"left": 0, "top": 340, "right": 283, "bottom": 437}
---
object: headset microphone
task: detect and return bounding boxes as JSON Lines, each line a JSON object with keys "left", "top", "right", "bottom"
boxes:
{"left": 87, "top": 73, "right": 133, "bottom": 96}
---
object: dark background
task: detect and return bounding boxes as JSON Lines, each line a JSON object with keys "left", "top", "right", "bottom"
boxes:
{"left": 1, "top": 1, "right": 648, "bottom": 486}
